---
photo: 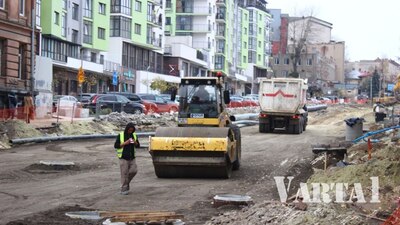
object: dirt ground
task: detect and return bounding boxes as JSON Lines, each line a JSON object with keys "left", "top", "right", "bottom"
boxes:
{"left": 0, "top": 104, "right": 375, "bottom": 225}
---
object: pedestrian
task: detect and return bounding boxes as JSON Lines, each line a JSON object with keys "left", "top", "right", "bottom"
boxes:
{"left": 8, "top": 93, "right": 17, "bottom": 120}
{"left": 23, "top": 93, "right": 34, "bottom": 123}
{"left": 114, "top": 122, "right": 140, "bottom": 195}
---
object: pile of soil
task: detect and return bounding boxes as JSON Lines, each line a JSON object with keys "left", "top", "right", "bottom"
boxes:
{"left": 6, "top": 205, "right": 101, "bottom": 225}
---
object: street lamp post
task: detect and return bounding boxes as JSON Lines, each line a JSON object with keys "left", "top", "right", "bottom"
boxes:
{"left": 146, "top": 65, "right": 150, "bottom": 94}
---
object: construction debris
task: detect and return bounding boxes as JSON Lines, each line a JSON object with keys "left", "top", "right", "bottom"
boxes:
{"left": 213, "top": 194, "right": 253, "bottom": 208}
{"left": 101, "top": 211, "right": 184, "bottom": 224}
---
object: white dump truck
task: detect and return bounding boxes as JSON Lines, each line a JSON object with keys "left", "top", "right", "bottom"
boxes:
{"left": 258, "top": 78, "right": 308, "bottom": 134}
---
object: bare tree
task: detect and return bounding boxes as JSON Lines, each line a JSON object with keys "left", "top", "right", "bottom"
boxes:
{"left": 286, "top": 10, "right": 325, "bottom": 78}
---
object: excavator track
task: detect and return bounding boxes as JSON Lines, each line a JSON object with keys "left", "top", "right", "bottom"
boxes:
{"left": 149, "top": 127, "right": 235, "bottom": 178}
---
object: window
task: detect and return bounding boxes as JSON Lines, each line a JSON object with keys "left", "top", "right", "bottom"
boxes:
{"left": 274, "top": 57, "right": 280, "bottom": 64}
{"left": 72, "top": 3, "right": 79, "bottom": 20}
{"left": 98, "top": 27, "right": 105, "bottom": 39}
{"left": 134, "top": 23, "right": 141, "bottom": 34}
{"left": 243, "top": 56, "right": 246, "bottom": 63}
{"left": 284, "top": 58, "right": 289, "bottom": 65}
{"left": 110, "top": 16, "right": 132, "bottom": 38}
{"left": 62, "top": 0, "right": 67, "bottom": 9}
{"left": 72, "top": 29, "right": 79, "bottom": 43}
{"left": 244, "top": 13, "right": 247, "bottom": 21}
{"left": 100, "top": 55, "right": 104, "bottom": 64}
{"left": 135, "top": 1, "right": 141, "bottom": 11}
{"left": 166, "top": 17, "right": 171, "bottom": 25}
{"left": 90, "top": 52, "right": 96, "bottom": 62}
{"left": 99, "top": 3, "right": 106, "bottom": 14}
{"left": 244, "top": 27, "right": 247, "bottom": 35}
{"left": 18, "top": 45, "right": 26, "bottom": 79}
{"left": 297, "top": 59, "right": 301, "bottom": 65}
{"left": 41, "top": 37, "right": 73, "bottom": 62}
{"left": 258, "top": 54, "right": 261, "bottom": 61}
{"left": 0, "top": 40, "right": 3, "bottom": 76}
{"left": 19, "top": 0, "right": 25, "bottom": 16}
{"left": 282, "top": 71, "right": 288, "bottom": 77}
{"left": 54, "top": 12, "right": 59, "bottom": 25}
{"left": 84, "top": 0, "right": 92, "bottom": 18}
{"left": 36, "top": 0, "right": 41, "bottom": 26}
{"left": 259, "top": 27, "right": 261, "bottom": 34}
{"left": 307, "top": 58, "right": 313, "bottom": 66}
{"left": 258, "top": 41, "right": 261, "bottom": 48}
{"left": 259, "top": 14, "right": 262, "bottom": 20}
{"left": 61, "top": 14, "right": 66, "bottom": 36}
{"left": 83, "top": 20, "right": 93, "bottom": 44}
{"left": 0, "top": 0, "right": 4, "bottom": 9}
{"left": 111, "top": 0, "right": 131, "bottom": 15}
{"left": 166, "top": 0, "right": 172, "bottom": 8}
{"left": 244, "top": 41, "right": 247, "bottom": 49}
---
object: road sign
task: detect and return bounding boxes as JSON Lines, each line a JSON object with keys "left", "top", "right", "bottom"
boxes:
{"left": 112, "top": 71, "right": 118, "bottom": 85}
{"left": 78, "top": 67, "right": 85, "bottom": 85}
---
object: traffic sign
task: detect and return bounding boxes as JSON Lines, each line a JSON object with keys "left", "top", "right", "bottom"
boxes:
{"left": 78, "top": 66, "right": 85, "bottom": 85}
{"left": 112, "top": 71, "right": 118, "bottom": 85}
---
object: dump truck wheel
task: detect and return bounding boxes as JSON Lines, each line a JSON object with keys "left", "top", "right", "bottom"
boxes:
{"left": 259, "top": 123, "right": 269, "bottom": 133}
{"left": 230, "top": 125, "right": 241, "bottom": 171}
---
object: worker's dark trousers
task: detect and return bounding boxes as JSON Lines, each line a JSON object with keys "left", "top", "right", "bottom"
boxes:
{"left": 119, "top": 159, "right": 138, "bottom": 192}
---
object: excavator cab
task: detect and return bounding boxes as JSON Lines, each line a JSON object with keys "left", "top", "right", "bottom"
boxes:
{"left": 149, "top": 77, "right": 241, "bottom": 178}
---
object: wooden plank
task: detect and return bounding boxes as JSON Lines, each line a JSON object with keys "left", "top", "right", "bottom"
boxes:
{"left": 100, "top": 211, "right": 174, "bottom": 217}
{"left": 110, "top": 214, "right": 184, "bottom": 223}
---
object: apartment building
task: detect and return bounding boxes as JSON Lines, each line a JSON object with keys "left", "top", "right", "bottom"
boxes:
{"left": 165, "top": 0, "right": 272, "bottom": 95}
{"left": 38, "top": 0, "right": 111, "bottom": 96}
{"left": 244, "top": 0, "right": 272, "bottom": 94}
{"left": 106, "top": 0, "right": 180, "bottom": 93}
{"left": 0, "top": 0, "right": 38, "bottom": 109}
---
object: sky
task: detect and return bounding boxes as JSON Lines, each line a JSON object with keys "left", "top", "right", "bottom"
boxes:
{"left": 267, "top": 0, "right": 400, "bottom": 62}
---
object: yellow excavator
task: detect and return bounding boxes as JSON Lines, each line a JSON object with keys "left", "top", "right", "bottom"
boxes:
{"left": 148, "top": 75, "right": 241, "bottom": 178}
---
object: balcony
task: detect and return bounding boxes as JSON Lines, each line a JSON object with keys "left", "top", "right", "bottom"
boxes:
{"left": 83, "top": 35, "right": 92, "bottom": 45}
{"left": 148, "top": 0, "right": 162, "bottom": 6}
{"left": 147, "top": 14, "right": 162, "bottom": 27}
{"left": 176, "top": 24, "right": 211, "bottom": 33}
{"left": 146, "top": 37, "right": 162, "bottom": 48}
{"left": 216, "top": 13, "right": 226, "bottom": 21}
{"left": 216, "top": 47, "right": 225, "bottom": 55}
{"left": 176, "top": 6, "right": 211, "bottom": 15}
{"left": 216, "top": 28, "right": 225, "bottom": 38}
{"left": 216, "top": 0, "right": 226, "bottom": 5}
{"left": 192, "top": 41, "right": 211, "bottom": 50}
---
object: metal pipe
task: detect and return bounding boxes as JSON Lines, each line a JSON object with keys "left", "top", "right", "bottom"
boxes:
{"left": 233, "top": 113, "right": 259, "bottom": 121}
{"left": 307, "top": 104, "right": 328, "bottom": 112}
{"left": 353, "top": 125, "right": 400, "bottom": 143}
{"left": 10, "top": 132, "right": 156, "bottom": 144}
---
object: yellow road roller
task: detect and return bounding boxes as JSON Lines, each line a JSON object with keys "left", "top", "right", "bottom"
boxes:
{"left": 149, "top": 76, "right": 241, "bottom": 178}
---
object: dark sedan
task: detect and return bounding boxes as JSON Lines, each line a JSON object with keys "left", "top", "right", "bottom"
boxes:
{"left": 84, "top": 94, "right": 146, "bottom": 114}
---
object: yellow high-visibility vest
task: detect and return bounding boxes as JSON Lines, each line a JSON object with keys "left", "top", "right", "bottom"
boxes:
{"left": 116, "top": 132, "right": 137, "bottom": 158}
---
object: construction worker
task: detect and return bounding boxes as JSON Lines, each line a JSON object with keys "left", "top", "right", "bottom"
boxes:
{"left": 114, "top": 122, "right": 140, "bottom": 195}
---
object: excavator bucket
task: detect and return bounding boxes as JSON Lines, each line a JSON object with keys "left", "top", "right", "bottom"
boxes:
{"left": 149, "top": 127, "right": 235, "bottom": 178}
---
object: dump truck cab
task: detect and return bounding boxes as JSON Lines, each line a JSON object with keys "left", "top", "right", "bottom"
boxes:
{"left": 149, "top": 76, "right": 241, "bottom": 179}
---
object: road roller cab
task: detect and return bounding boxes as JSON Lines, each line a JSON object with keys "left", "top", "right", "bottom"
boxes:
{"left": 149, "top": 76, "right": 241, "bottom": 178}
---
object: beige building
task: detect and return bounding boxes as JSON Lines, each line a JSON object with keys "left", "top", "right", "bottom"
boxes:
{"left": 272, "top": 16, "right": 345, "bottom": 91}
{"left": 345, "top": 58, "right": 400, "bottom": 84}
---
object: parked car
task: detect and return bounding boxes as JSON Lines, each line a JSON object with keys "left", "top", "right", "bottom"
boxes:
{"left": 137, "top": 94, "right": 179, "bottom": 113}
{"left": 106, "top": 92, "right": 158, "bottom": 113}
{"left": 85, "top": 94, "right": 146, "bottom": 114}
{"left": 76, "top": 93, "right": 96, "bottom": 104}
{"left": 159, "top": 94, "right": 180, "bottom": 104}
{"left": 53, "top": 95, "right": 80, "bottom": 113}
